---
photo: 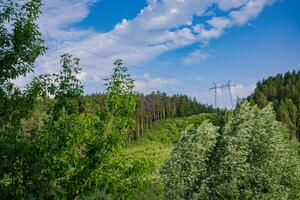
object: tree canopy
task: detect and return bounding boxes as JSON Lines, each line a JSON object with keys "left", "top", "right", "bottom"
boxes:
{"left": 0, "top": 0, "right": 46, "bottom": 83}
{"left": 160, "top": 102, "right": 300, "bottom": 199}
{"left": 250, "top": 70, "right": 300, "bottom": 141}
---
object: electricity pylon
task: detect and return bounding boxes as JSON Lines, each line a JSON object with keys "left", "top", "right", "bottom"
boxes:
{"left": 209, "top": 82, "right": 222, "bottom": 108}
{"left": 221, "top": 80, "right": 236, "bottom": 109}
{"left": 210, "top": 80, "right": 236, "bottom": 108}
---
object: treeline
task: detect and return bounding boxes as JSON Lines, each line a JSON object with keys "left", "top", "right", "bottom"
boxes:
{"left": 76, "top": 92, "right": 217, "bottom": 139}
{"left": 249, "top": 70, "right": 300, "bottom": 140}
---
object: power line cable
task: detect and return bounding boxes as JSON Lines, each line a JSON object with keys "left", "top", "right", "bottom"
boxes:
{"left": 80, "top": 61, "right": 210, "bottom": 95}
{"left": 77, "top": 48, "right": 211, "bottom": 88}
{"left": 129, "top": 64, "right": 211, "bottom": 87}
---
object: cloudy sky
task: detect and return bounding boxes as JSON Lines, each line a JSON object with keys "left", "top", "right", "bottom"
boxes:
{"left": 30, "top": 0, "right": 300, "bottom": 107}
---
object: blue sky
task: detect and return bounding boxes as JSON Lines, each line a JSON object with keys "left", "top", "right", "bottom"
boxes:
{"left": 30, "top": 0, "right": 300, "bottom": 107}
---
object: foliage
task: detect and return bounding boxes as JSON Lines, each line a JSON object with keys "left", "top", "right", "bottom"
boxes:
{"left": 104, "top": 59, "right": 137, "bottom": 132}
{"left": 2, "top": 1, "right": 299, "bottom": 199}
{"left": 85, "top": 141, "right": 170, "bottom": 200}
{"left": 29, "top": 54, "right": 84, "bottom": 119}
{"left": 0, "top": 0, "right": 46, "bottom": 198}
{"left": 160, "top": 102, "right": 300, "bottom": 199}
{"left": 250, "top": 70, "right": 300, "bottom": 140}
{"left": 144, "top": 113, "right": 220, "bottom": 144}
{"left": 160, "top": 121, "right": 219, "bottom": 199}
{"left": 0, "top": 53, "right": 87, "bottom": 199}
{"left": 0, "top": 0, "right": 46, "bottom": 83}
{"left": 0, "top": 0, "right": 46, "bottom": 150}
{"left": 30, "top": 54, "right": 83, "bottom": 98}
{"left": 81, "top": 113, "right": 217, "bottom": 199}
{"left": 32, "top": 113, "right": 110, "bottom": 199}
{"left": 76, "top": 92, "right": 219, "bottom": 140}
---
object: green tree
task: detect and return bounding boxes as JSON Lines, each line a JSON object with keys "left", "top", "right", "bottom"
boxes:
{"left": 0, "top": 0, "right": 46, "bottom": 138}
{"left": 160, "top": 102, "right": 300, "bottom": 199}
{"left": 0, "top": 0, "right": 46, "bottom": 83}
{"left": 104, "top": 59, "right": 137, "bottom": 134}
{"left": 0, "top": 0, "right": 46, "bottom": 198}
{"left": 254, "top": 90, "right": 268, "bottom": 108}
{"left": 160, "top": 122, "right": 219, "bottom": 199}
{"left": 23, "top": 54, "right": 110, "bottom": 199}
{"left": 29, "top": 54, "right": 83, "bottom": 119}
{"left": 250, "top": 70, "right": 300, "bottom": 140}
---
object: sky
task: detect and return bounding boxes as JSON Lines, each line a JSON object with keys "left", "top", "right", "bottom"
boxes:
{"left": 23, "top": 0, "right": 300, "bottom": 108}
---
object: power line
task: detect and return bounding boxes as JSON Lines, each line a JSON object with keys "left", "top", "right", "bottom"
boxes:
{"left": 76, "top": 48, "right": 211, "bottom": 88}
{"left": 221, "top": 80, "right": 236, "bottom": 109}
{"left": 80, "top": 61, "right": 211, "bottom": 96}
{"left": 209, "top": 83, "right": 222, "bottom": 108}
{"left": 45, "top": 47, "right": 239, "bottom": 107}
{"left": 76, "top": 48, "right": 221, "bottom": 105}
{"left": 129, "top": 64, "right": 211, "bottom": 87}
{"left": 209, "top": 80, "right": 237, "bottom": 108}
{"left": 77, "top": 48, "right": 109, "bottom": 59}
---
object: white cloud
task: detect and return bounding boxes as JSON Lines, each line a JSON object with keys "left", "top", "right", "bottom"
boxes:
{"left": 229, "top": 0, "right": 272, "bottom": 25}
{"left": 135, "top": 72, "right": 178, "bottom": 93}
{"left": 196, "top": 76, "right": 203, "bottom": 80}
{"left": 218, "top": 0, "right": 251, "bottom": 11}
{"left": 181, "top": 50, "right": 210, "bottom": 65}
{"left": 230, "top": 83, "right": 256, "bottom": 97}
{"left": 39, "top": 0, "right": 96, "bottom": 41}
{"left": 36, "top": 0, "right": 275, "bottom": 93}
{"left": 76, "top": 71, "right": 87, "bottom": 81}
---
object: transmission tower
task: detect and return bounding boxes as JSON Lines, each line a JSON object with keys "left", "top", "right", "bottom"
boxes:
{"left": 209, "top": 82, "right": 222, "bottom": 108}
{"left": 209, "top": 81, "right": 236, "bottom": 108}
{"left": 221, "top": 80, "right": 236, "bottom": 109}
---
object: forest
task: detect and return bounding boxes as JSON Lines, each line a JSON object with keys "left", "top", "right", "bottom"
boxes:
{"left": 249, "top": 70, "right": 300, "bottom": 141}
{"left": 0, "top": 1, "right": 300, "bottom": 199}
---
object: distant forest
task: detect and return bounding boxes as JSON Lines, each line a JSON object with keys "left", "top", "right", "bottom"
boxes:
{"left": 25, "top": 92, "right": 218, "bottom": 140}
{"left": 250, "top": 70, "right": 300, "bottom": 141}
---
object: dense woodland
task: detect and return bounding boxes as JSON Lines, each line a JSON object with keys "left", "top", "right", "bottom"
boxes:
{"left": 80, "top": 92, "right": 216, "bottom": 139}
{"left": 250, "top": 70, "right": 300, "bottom": 140}
{"left": 25, "top": 91, "right": 217, "bottom": 142}
{"left": 1, "top": 1, "right": 300, "bottom": 199}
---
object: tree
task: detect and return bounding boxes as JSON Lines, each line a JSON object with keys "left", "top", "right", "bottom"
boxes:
{"left": 0, "top": 0, "right": 46, "bottom": 83}
{"left": 254, "top": 91, "right": 268, "bottom": 108}
{"left": 29, "top": 54, "right": 83, "bottom": 119}
{"left": 160, "top": 102, "right": 300, "bottom": 199}
{"left": 0, "top": 1, "right": 46, "bottom": 198}
{"left": 160, "top": 121, "right": 219, "bottom": 199}
{"left": 18, "top": 54, "right": 109, "bottom": 199}
{"left": 104, "top": 59, "right": 137, "bottom": 134}
{"left": 250, "top": 70, "right": 300, "bottom": 140}
{"left": 0, "top": 0, "right": 46, "bottom": 136}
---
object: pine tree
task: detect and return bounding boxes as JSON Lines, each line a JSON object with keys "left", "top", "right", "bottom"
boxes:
{"left": 250, "top": 70, "right": 300, "bottom": 140}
